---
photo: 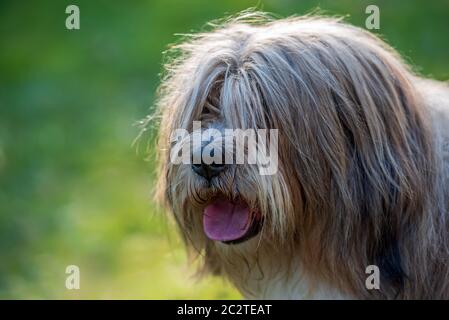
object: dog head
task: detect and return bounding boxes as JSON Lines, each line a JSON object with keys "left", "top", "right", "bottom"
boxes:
{"left": 152, "top": 13, "right": 435, "bottom": 297}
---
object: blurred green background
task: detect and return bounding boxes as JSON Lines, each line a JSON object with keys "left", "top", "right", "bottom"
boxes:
{"left": 0, "top": 0, "right": 448, "bottom": 299}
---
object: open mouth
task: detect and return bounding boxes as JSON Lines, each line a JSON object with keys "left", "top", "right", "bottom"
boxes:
{"left": 202, "top": 199, "right": 262, "bottom": 245}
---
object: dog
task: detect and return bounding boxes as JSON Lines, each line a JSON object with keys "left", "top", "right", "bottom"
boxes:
{"left": 151, "top": 12, "right": 449, "bottom": 299}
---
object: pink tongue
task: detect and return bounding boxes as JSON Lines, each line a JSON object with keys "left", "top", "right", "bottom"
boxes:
{"left": 203, "top": 200, "right": 251, "bottom": 242}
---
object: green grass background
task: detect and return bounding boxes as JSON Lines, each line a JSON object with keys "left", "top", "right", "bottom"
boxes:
{"left": 0, "top": 0, "right": 448, "bottom": 299}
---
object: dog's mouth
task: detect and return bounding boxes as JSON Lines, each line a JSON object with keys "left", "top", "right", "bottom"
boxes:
{"left": 203, "top": 199, "right": 262, "bottom": 245}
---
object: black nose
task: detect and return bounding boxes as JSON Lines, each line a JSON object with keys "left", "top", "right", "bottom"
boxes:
{"left": 192, "top": 161, "right": 225, "bottom": 180}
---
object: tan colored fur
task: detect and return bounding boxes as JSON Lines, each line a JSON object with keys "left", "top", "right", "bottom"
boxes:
{"left": 151, "top": 12, "right": 449, "bottom": 299}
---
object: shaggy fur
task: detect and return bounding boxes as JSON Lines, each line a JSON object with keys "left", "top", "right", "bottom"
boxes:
{"left": 151, "top": 12, "right": 449, "bottom": 299}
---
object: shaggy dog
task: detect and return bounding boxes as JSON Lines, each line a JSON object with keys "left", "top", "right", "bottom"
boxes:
{"left": 152, "top": 12, "right": 449, "bottom": 299}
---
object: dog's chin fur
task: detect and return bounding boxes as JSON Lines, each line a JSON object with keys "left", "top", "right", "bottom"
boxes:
{"left": 151, "top": 12, "right": 449, "bottom": 299}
